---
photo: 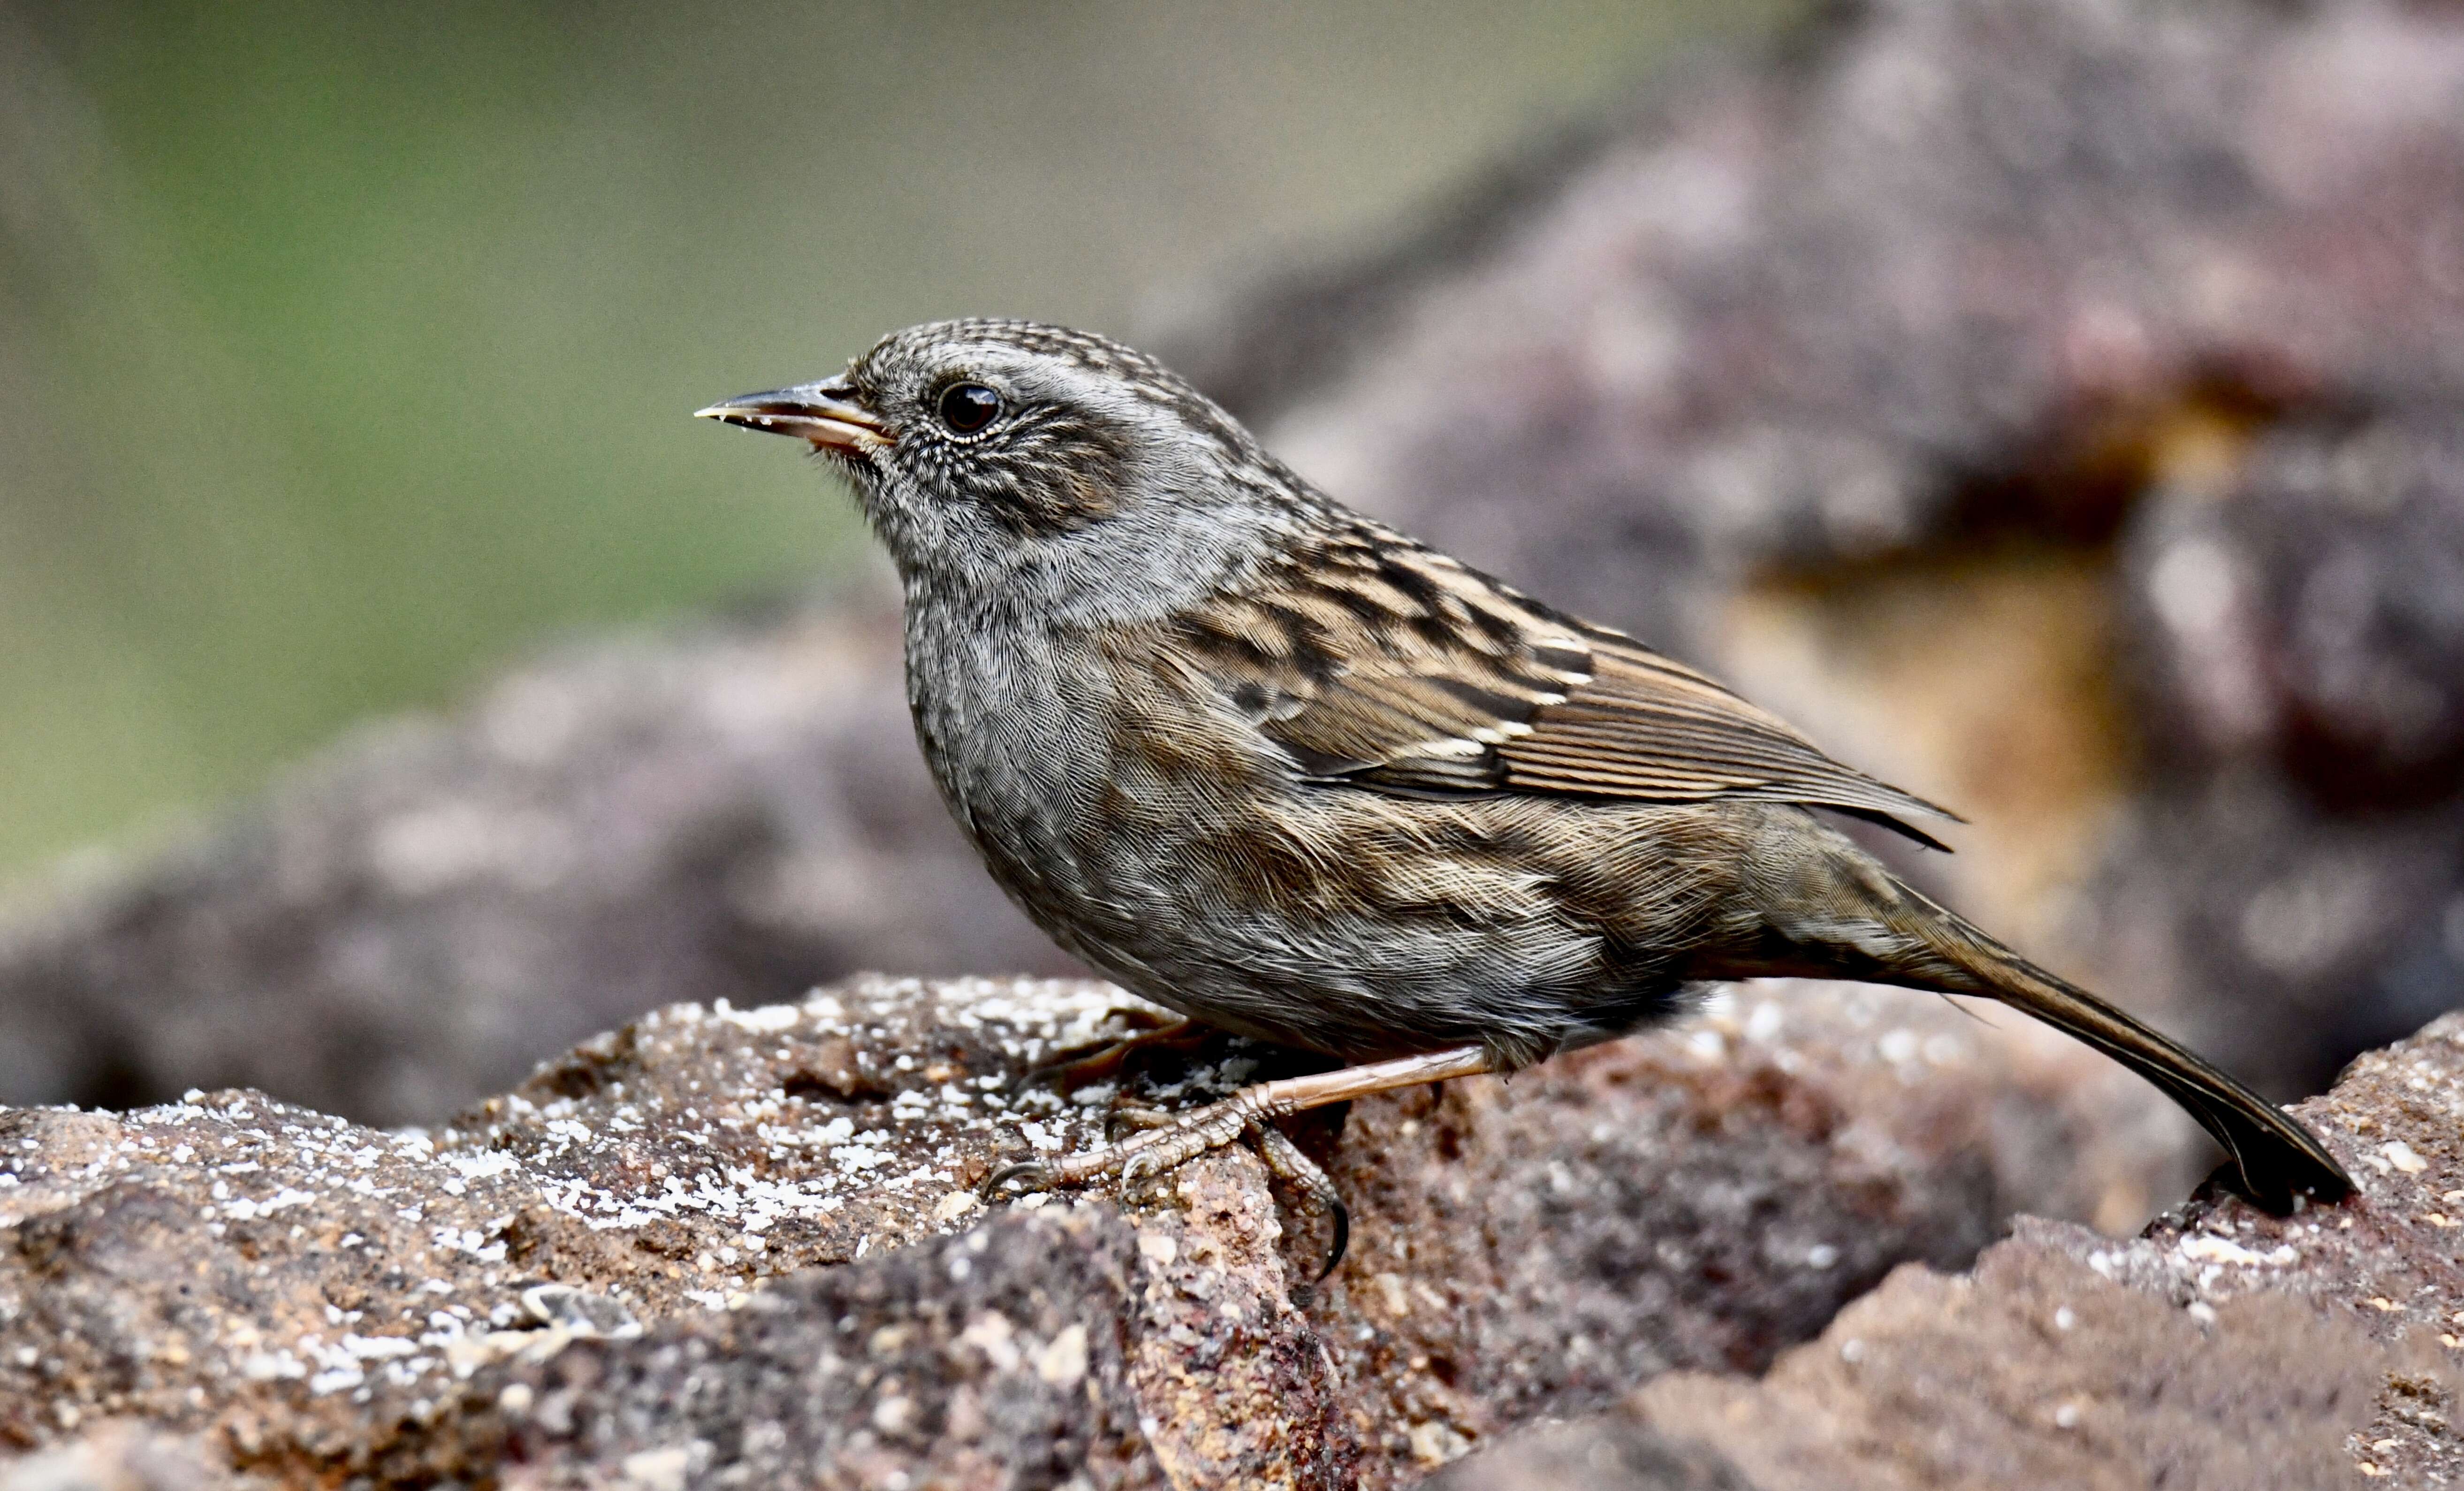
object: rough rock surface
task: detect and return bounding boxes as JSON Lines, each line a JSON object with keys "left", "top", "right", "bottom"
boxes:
{"left": 1436, "top": 1012, "right": 2464, "bottom": 1490}
{"left": 0, "top": 1423, "right": 261, "bottom": 1491}
{"left": 0, "top": 973, "right": 2179, "bottom": 1488}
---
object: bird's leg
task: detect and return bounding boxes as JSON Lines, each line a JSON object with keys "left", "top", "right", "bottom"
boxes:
{"left": 981, "top": 1045, "right": 1492, "bottom": 1200}
{"left": 1249, "top": 1121, "right": 1351, "bottom": 1288}
{"left": 1016, "top": 1015, "right": 1209, "bottom": 1093}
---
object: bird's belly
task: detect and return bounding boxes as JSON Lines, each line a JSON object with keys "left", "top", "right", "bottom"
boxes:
{"left": 1028, "top": 789, "right": 1717, "bottom": 1065}
{"left": 906, "top": 624, "right": 1720, "bottom": 1064}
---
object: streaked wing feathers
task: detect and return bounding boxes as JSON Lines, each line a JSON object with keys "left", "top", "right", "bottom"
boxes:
{"left": 1174, "top": 523, "right": 1957, "bottom": 844}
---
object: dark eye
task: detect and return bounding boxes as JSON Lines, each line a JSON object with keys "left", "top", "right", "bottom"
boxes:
{"left": 937, "top": 382, "right": 1001, "bottom": 434}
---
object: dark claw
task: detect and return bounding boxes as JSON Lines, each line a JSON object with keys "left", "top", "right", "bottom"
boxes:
{"left": 979, "top": 1160, "right": 1049, "bottom": 1203}
{"left": 1314, "top": 1194, "right": 1351, "bottom": 1285}
{"left": 1242, "top": 1119, "right": 1352, "bottom": 1299}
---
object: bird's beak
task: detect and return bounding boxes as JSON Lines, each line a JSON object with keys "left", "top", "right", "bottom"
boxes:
{"left": 694, "top": 379, "right": 890, "bottom": 452}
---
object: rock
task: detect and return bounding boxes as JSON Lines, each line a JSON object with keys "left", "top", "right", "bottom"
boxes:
{"left": 2127, "top": 410, "right": 2464, "bottom": 807}
{"left": 1435, "top": 1011, "right": 2464, "bottom": 1491}
{"left": 1194, "top": 0, "right": 2464, "bottom": 608}
{"left": 1417, "top": 1418, "right": 1753, "bottom": 1491}
{"left": 0, "top": 973, "right": 2179, "bottom": 1487}
{"left": 0, "top": 1423, "right": 261, "bottom": 1491}
{"left": 2100, "top": 408, "right": 2464, "bottom": 1078}
{"left": 380, "top": 1191, "right": 1317, "bottom": 1491}
{"left": 1302, "top": 980, "right": 2195, "bottom": 1489}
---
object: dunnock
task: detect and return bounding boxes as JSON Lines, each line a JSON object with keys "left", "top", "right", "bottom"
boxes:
{"left": 699, "top": 319, "right": 2351, "bottom": 1238}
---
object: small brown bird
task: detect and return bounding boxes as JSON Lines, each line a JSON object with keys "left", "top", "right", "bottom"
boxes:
{"left": 700, "top": 319, "right": 2352, "bottom": 1241}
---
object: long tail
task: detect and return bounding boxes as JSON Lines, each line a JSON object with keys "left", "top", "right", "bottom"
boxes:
{"left": 1882, "top": 891, "right": 2353, "bottom": 1212}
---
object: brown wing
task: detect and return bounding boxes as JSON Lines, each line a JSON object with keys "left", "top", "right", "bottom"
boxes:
{"left": 1172, "top": 522, "right": 1958, "bottom": 847}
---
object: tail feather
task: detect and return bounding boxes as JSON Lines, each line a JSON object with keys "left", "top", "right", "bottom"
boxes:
{"left": 1892, "top": 898, "right": 2353, "bottom": 1213}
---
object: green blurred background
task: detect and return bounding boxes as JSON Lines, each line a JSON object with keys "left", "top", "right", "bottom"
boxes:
{"left": 0, "top": 0, "right": 1797, "bottom": 887}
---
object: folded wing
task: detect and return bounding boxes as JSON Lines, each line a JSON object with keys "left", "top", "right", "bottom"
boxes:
{"left": 1170, "top": 520, "right": 1956, "bottom": 847}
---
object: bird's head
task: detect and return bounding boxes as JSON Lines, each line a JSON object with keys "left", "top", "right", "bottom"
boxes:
{"left": 699, "top": 320, "right": 1308, "bottom": 623}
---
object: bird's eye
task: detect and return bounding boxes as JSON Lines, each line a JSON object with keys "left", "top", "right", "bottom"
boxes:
{"left": 937, "top": 382, "right": 1001, "bottom": 434}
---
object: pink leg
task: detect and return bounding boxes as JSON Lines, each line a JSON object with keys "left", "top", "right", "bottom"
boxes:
{"left": 981, "top": 1045, "right": 1494, "bottom": 1198}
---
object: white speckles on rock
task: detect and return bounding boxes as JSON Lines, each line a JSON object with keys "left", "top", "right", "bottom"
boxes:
{"left": 239, "top": 1350, "right": 306, "bottom": 1381}
{"left": 2379, "top": 1140, "right": 2429, "bottom": 1175}
{"left": 1035, "top": 1323, "right": 1089, "bottom": 1387}
{"left": 2177, "top": 1233, "right": 2298, "bottom": 1269}
{"left": 713, "top": 1001, "right": 804, "bottom": 1036}
{"left": 0, "top": 975, "right": 1180, "bottom": 1468}
{"left": 616, "top": 1443, "right": 697, "bottom": 1491}
{"left": 4, "top": 969, "right": 2311, "bottom": 1486}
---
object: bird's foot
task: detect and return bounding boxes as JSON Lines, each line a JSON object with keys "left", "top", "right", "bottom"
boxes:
{"left": 979, "top": 1045, "right": 1494, "bottom": 1284}
{"left": 981, "top": 1084, "right": 1261, "bottom": 1199}
{"left": 1251, "top": 1123, "right": 1349, "bottom": 1291}
{"left": 982, "top": 1098, "right": 1351, "bottom": 1283}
